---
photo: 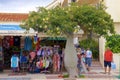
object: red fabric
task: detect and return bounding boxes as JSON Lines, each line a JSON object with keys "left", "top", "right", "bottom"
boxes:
{"left": 104, "top": 50, "right": 113, "bottom": 61}
{"left": 39, "top": 61, "right": 43, "bottom": 68}
{"left": 36, "top": 38, "right": 40, "bottom": 51}
{"left": 53, "top": 54, "right": 60, "bottom": 71}
{"left": 9, "top": 37, "right": 14, "bottom": 46}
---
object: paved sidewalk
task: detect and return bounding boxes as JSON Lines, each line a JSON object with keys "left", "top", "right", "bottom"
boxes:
{"left": 83, "top": 61, "right": 117, "bottom": 78}
{"left": 45, "top": 61, "right": 119, "bottom": 79}
{"left": 0, "top": 61, "right": 119, "bottom": 80}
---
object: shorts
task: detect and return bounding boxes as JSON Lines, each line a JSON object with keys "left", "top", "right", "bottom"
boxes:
{"left": 104, "top": 61, "right": 111, "bottom": 67}
{"left": 85, "top": 58, "right": 92, "bottom": 67}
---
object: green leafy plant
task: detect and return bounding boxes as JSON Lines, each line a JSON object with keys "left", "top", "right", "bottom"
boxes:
{"left": 79, "top": 75, "right": 85, "bottom": 78}
{"left": 63, "top": 74, "right": 69, "bottom": 78}
{"left": 106, "top": 35, "right": 120, "bottom": 53}
{"left": 79, "top": 39, "right": 99, "bottom": 59}
{"left": 11, "top": 46, "right": 20, "bottom": 52}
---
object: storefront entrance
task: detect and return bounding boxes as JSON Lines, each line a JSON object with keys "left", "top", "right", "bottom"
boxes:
{"left": 2, "top": 36, "right": 20, "bottom": 69}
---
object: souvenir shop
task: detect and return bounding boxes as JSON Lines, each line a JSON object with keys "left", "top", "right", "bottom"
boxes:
{"left": 2, "top": 36, "right": 21, "bottom": 69}
{"left": 0, "top": 24, "right": 38, "bottom": 71}
{"left": 0, "top": 37, "right": 66, "bottom": 71}
{"left": 0, "top": 36, "right": 66, "bottom": 72}
{"left": 0, "top": 25, "right": 67, "bottom": 72}
{"left": 0, "top": 35, "right": 40, "bottom": 70}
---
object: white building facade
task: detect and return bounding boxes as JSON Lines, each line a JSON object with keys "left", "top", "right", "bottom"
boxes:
{"left": 99, "top": 0, "right": 120, "bottom": 68}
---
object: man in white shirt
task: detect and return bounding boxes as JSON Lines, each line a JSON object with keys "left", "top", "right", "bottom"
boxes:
{"left": 85, "top": 48, "right": 92, "bottom": 71}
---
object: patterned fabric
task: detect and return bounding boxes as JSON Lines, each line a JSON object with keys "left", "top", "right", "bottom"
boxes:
{"left": 53, "top": 53, "right": 60, "bottom": 72}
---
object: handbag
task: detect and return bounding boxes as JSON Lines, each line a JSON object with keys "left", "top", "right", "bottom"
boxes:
{"left": 111, "top": 62, "right": 116, "bottom": 69}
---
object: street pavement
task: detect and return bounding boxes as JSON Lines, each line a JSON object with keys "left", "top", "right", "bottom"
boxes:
{"left": 0, "top": 61, "right": 120, "bottom": 80}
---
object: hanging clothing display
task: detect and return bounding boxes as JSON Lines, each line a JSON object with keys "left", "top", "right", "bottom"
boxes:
{"left": 9, "top": 36, "right": 14, "bottom": 46}
{"left": 13, "top": 36, "right": 20, "bottom": 47}
{"left": 24, "top": 37, "right": 32, "bottom": 51}
{"left": 0, "top": 39, "right": 3, "bottom": 71}
{"left": 2, "top": 36, "right": 10, "bottom": 49}
{"left": 34, "top": 36, "right": 37, "bottom": 44}
{"left": 35, "top": 37, "right": 40, "bottom": 51}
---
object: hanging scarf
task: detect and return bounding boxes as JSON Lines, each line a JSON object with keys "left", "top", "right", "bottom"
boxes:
{"left": 34, "top": 36, "right": 37, "bottom": 44}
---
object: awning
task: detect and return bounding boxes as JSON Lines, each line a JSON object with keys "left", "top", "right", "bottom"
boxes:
{"left": 0, "top": 25, "right": 24, "bottom": 30}
{"left": 0, "top": 24, "right": 37, "bottom": 36}
{"left": 41, "top": 37, "right": 66, "bottom": 41}
{"left": 47, "top": 37, "right": 66, "bottom": 40}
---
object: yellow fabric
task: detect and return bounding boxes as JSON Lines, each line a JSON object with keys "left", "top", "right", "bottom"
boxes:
{"left": 43, "top": 59, "right": 46, "bottom": 68}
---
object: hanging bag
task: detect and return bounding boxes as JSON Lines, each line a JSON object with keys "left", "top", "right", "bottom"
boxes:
{"left": 111, "top": 62, "right": 116, "bottom": 69}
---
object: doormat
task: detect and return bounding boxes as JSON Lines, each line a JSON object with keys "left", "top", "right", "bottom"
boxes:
{"left": 8, "top": 73, "right": 27, "bottom": 76}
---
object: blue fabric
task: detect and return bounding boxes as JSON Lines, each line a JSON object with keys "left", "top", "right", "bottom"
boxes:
{"left": 85, "top": 58, "right": 92, "bottom": 67}
{"left": 0, "top": 25, "right": 24, "bottom": 30}
{"left": 11, "top": 56, "right": 19, "bottom": 68}
{"left": 24, "top": 37, "right": 32, "bottom": 51}
{"left": 34, "top": 36, "right": 37, "bottom": 43}
{"left": 20, "top": 48, "right": 23, "bottom": 57}
{"left": 34, "top": 68, "right": 40, "bottom": 73}
{"left": 104, "top": 61, "right": 111, "bottom": 67}
{"left": 28, "top": 37, "right": 32, "bottom": 50}
{"left": 20, "top": 56, "right": 27, "bottom": 63}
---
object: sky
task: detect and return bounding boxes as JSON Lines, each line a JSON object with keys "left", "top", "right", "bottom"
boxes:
{"left": 0, "top": 0, "right": 53, "bottom": 13}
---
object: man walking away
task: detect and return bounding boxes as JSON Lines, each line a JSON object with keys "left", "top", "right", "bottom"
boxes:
{"left": 104, "top": 47, "right": 113, "bottom": 75}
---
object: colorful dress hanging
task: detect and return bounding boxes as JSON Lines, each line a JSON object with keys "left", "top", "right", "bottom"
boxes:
{"left": 34, "top": 36, "right": 38, "bottom": 44}
{"left": 36, "top": 38, "right": 40, "bottom": 51}
{"left": 24, "top": 37, "right": 32, "bottom": 51}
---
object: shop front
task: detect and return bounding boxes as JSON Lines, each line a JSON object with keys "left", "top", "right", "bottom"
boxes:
{"left": 0, "top": 24, "right": 37, "bottom": 71}
{"left": 0, "top": 24, "right": 66, "bottom": 73}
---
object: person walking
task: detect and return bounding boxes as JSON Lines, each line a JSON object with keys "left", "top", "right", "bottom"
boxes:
{"left": 76, "top": 48, "right": 81, "bottom": 75}
{"left": 85, "top": 48, "right": 92, "bottom": 71}
{"left": 104, "top": 47, "right": 113, "bottom": 75}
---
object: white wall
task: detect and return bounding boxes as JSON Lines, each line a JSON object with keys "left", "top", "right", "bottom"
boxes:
{"left": 114, "top": 23, "right": 120, "bottom": 34}
{"left": 105, "top": 0, "right": 120, "bottom": 22}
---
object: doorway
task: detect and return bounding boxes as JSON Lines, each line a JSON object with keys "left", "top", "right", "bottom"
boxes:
{"left": 2, "top": 36, "right": 20, "bottom": 69}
